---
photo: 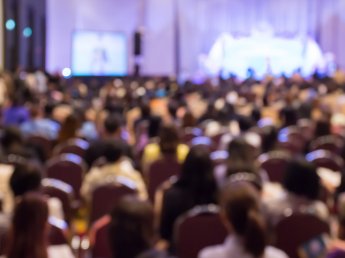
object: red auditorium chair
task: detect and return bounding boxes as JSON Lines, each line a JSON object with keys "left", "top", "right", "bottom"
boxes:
{"left": 147, "top": 155, "right": 181, "bottom": 202}
{"left": 274, "top": 213, "right": 329, "bottom": 258}
{"left": 310, "top": 135, "right": 344, "bottom": 154}
{"left": 278, "top": 126, "right": 306, "bottom": 155}
{"left": 306, "top": 150, "right": 344, "bottom": 172}
{"left": 41, "top": 178, "right": 75, "bottom": 224}
{"left": 27, "top": 135, "right": 54, "bottom": 161}
{"left": 48, "top": 217, "right": 70, "bottom": 246}
{"left": 210, "top": 150, "right": 228, "bottom": 166}
{"left": 258, "top": 150, "right": 292, "bottom": 183}
{"left": 53, "top": 138, "right": 90, "bottom": 159}
{"left": 89, "top": 215, "right": 112, "bottom": 258}
{"left": 174, "top": 204, "right": 228, "bottom": 258}
{"left": 89, "top": 177, "right": 138, "bottom": 224}
{"left": 45, "top": 154, "right": 86, "bottom": 200}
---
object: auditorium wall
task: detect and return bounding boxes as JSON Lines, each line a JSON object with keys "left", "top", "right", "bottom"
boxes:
{"left": 46, "top": 0, "right": 176, "bottom": 76}
{"left": 46, "top": 0, "right": 345, "bottom": 77}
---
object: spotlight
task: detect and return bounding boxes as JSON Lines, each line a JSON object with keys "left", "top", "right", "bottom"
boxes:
{"left": 62, "top": 68, "right": 72, "bottom": 78}
{"left": 5, "top": 19, "right": 16, "bottom": 31}
{"left": 23, "top": 27, "right": 32, "bottom": 38}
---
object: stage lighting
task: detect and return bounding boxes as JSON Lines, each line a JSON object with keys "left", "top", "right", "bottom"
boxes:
{"left": 5, "top": 19, "right": 16, "bottom": 31}
{"left": 23, "top": 27, "right": 32, "bottom": 38}
{"left": 62, "top": 68, "right": 72, "bottom": 78}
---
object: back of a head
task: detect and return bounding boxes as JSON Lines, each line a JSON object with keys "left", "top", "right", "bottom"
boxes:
{"left": 221, "top": 181, "right": 267, "bottom": 257}
{"left": 10, "top": 163, "right": 42, "bottom": 197}
{"left": 283, "top": 159, "right": 320, "bottom": 200}
{"left": 237, "top": 115, "right": 255, "bottom": 132}
{"left": 7, "top": 193, "right": 48, "bottom": 258}
{"left": 280, "top": 106, "right": 297, "bottom": 127}
{"left": 104, "top": 113, "right": 123, "bottom": 136}
{"left": 158, "top": 124, "right": 180, "bottom": 155}
{"left": 315, "top": 119, "right": 331, "bottom": 138}
{"left": 227, "top": 137, "right": 254, "bottom": 162}
{"left": 148, "top": 116, "right": 162, "bottom": 138}
{"left": 104, "top": 140, "right": 125, "bottom": 163}
{"left": 178, "top": 145, "right": 217, "bottom": 203}
{"left": 1, "top": 127, "right": 23, "bottom": 151}
{"left": 109, "top": 195, "right": 154, "bottom": 258}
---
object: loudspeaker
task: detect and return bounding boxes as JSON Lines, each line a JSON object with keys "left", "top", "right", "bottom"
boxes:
{"left": 134, "top": 31, "right": 142, "bottom": 56}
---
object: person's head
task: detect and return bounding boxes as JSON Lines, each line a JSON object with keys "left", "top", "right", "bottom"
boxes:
{"left": 227, "top": 137, "right": 255, "bottom": 163}
{"left": 6, "top": 194, "right": 49, "bottom": 258}
{"left": 58, "top": 113, "right": 81, "bottom": 142}
{"left": 283, "top": 159, "right": 320, "bottom": 200}
{"left": 280, "top": 106, "right": 298, "bottom": 127}
{"left": 220, "top": 181, "right": 266, "bottom": 257}
{"left": 44, "top": 102, "right": 56, "bottom": 118}
{"left": 177, "top": 145, "right": 217, "bottom": 203}
{"left": 158, "top": 124, "right": 180, "bottom": 156}
{"left": 182, "top": 111, "right": 196, "bottom": 128}
{"left": 10, "top": 163, "right": 42, "bottom": 197}
{"left": 103, "top": 140, "right": 125, "bottom": 163}
{"left": 261, "top": 125, "right": 278, "bottom": 153}
{"left": 148, "top": 116, "right": 162, "bottom": 138}
{"left": 315, "top": 119, "right": 331, "bottom": 138}
{"left": 108, "top": 195, "right": 155, "bottom": 258}
{"left": 140, "top": 102, "right": 151, "bottom": 118}
{"left": 0, "top": 127, "right": 23, "bottom": 153}
{"left": 237, "top": 115, "right": 255, "bottom": 132}
{"left": 251, "top": 108, "right": 262, "bottom": 123}
{"left": 103, "top": 113, "right": 123, "bottom": 138}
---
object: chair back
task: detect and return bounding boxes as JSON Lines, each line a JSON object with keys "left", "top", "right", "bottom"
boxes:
{"left": 274, "top": 213, "right": 329, "bottom": 258}
{"left": 53, "top": 138, "right": 89, "bottom": 158}
{"left": 90, "top": 177, "right": 137, "bottom": 224}
{"left": 42, "top": 178, "right": 74, "bottom": 223}
{"left": 310, "top": 135, "right": 344, "bottom": 154}
{"left": 278, "top": 126, "right": 306, "bottom": 154}
{"left": 90, "top": 216, "right": 111, "bottom": 258}
{"left": 27, "top": 135, "right": 54, "bottom": 161}
{"left": 258, "top": 150, "right": 291, "bottom": 183}
{"left": 147, "top": 156, "right": 181, "bottom": 202}
{"left": 306, "top": 150, "right": 344, "bottom": 172}
{"left": 48, "top": 217, "right": 69, "bottom": 246}
{"left": 174, "top": 204, "right": 227, "bottom": 258}
{"left": 46, "top": 154, "right": 86, "bottom": 199}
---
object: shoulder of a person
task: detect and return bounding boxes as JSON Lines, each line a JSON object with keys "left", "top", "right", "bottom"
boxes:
{"left": 264, "top": 246, "right": 289, "bottom": 258}
{"left": 198, "top": 244, "right": 225, "bottom": 258}
{"left": 48, "top": 244, "right": 75, "bottom": 258}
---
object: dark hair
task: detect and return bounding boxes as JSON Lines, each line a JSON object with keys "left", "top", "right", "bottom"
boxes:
{"left": 158, "top": 125, "right": 180, "bottom": 156}
{"left": 104, "top": 140, "right": 125, "bottom": 163}
{"left": 148, "top": 116, "right": 162, "bottom": 138}
{"left": 261, "top": 126, "right": 278, "bottom": 153}
{"left": 283, "top": 159, "right": 320, "bottom": 200}
{"left": 175, "top": 145, "right": 217, "bottom": 204}
{"left": 182, "top": 111, "right": 196, "bottom": 128}
{"left": 0, "top": 127, "right": 23, "bottom": 151}
{"left": 251, "top": 108, "right": 261, "bottom": 123}
{"left": 221, "top": 182, "right": 266, "bottom": 257}
{"left": 6, "top": 194, "right": 49, "bottom": 258}
{"left": 140, "top": 102, "right": 151, "bottom": 118}
{"left": 10, "top": 163, "right": 42, "bottom": 197}
{"left": 227, "top": 137, "right": 255, "bottom": 163}
{"left": 280, "top": 106, "right": 297, "bottom": 127}
{"left": 108, "top": 195, "right": 154, "bottom": 258}
{"left": 237, "top": 115, "right": 254, "bottom": 132}
{"left": 315, "top": 119, "right": 331, "bottom": 138}
{"left": 57, "top": 113, "right": 81, "bottom": 143}
{"left": 104, "top": 114, "right": 123, "bottom": 135}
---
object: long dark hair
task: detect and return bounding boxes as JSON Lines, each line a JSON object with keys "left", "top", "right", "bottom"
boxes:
{"left": 108, "top": 195, "right": 155, "bottom": 258}
{"left": 221, "top": 182, "right": 267, "bottom": 257}
{"left": 175, "top": 145, "right": 217, "bottom": 204}
{"left": 6, "top": 194, "right": 49, "bottom": 258}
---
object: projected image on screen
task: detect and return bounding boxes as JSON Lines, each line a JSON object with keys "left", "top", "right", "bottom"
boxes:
{"left": 72, "top": 31, "right": 127, "bottom": 76}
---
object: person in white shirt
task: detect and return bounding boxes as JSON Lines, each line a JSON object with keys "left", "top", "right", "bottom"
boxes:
{"left": 199, "top": 181, "right": 288, "bottom": 258}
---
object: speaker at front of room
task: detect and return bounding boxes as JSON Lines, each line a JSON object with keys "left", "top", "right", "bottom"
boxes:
{"left": 134, "top": 31, "right": 142, "bottom": 56}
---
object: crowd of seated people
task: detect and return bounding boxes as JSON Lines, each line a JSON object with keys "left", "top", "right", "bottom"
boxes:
{"left": 2, "top": 69, "right": 345, "bottom": 258}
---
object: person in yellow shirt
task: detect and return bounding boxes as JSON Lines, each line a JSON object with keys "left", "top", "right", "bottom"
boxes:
{"left": 141, "top": 124, "right": 189, "bottom": 175}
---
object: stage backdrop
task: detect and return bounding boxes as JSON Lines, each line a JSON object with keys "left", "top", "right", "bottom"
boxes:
{"left": 46, "top": 0, "right": 345, "bottom": 76}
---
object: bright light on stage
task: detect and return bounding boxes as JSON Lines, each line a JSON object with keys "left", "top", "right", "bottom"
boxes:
{"left": 200, "top": 26, "right": 329, "bottom": 79}
{"left": 62, "top": 68, "right": 72, "bottom": 78}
